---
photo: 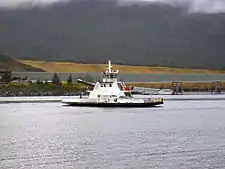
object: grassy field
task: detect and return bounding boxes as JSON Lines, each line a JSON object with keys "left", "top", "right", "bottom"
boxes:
{"left": 18, "top": 60, "right": 225, "bottom": 74}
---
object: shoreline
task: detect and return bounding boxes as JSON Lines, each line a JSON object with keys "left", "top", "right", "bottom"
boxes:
{"left": 1, "top": 94, "right": 225, "bottom": 103}
{"left": 0, "top": 83, "right": 86, "bottom": 97}
{"left": 0, "top": 82, "right": 224, "bottom": 97}
{"left": 0, "top": 96, "right": 78, "bottom": 103}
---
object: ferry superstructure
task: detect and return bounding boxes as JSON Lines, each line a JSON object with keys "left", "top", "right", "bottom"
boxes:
{"left": 62, "top": 61, "right": 163, "bottom": 107}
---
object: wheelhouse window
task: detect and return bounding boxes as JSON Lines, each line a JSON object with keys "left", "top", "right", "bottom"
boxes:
{"left": 109, "top": 74, "right": 118, "bottom": 79}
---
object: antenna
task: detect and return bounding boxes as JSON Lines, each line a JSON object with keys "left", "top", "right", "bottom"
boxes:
{"left": 106, "top": 60, "right": 119, "bottom": 74}
{"left": 108, "top": 60, "right": 112, "bottom": 73}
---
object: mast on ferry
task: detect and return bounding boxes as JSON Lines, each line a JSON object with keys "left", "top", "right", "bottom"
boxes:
{"left": 102, "top": 60, "right": 119, "bottom": 83}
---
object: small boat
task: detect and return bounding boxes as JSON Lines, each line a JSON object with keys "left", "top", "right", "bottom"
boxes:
{"left": 62, "top": 61, "right": 164, "bottom": 107}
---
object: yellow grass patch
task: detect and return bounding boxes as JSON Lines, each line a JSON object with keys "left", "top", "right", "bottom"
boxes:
{"left": 18, "top": 60, "right": 225, "bottom": 74}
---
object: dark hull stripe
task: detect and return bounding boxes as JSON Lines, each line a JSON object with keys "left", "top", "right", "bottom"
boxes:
{"left": 63, "top": 102, "right": 163, "bottom": 107}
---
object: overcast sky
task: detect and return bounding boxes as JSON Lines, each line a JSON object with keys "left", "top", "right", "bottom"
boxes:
{"left": 0, "top": 0, "right": 225, "bottom": 13}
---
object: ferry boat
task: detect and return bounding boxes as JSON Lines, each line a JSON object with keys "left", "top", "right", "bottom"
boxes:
{"left": 62, "top": 61, "right": 164, "bottom": 107}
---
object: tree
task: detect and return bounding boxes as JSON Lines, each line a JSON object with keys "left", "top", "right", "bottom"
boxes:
{"left": 52, "top": 72, "right": 60, "bottom": 85}
{"left": 37, "top": 79, "right": 42, "bottom": 84}
{"left": 2, "top": 70, "right": 11, "bottom": 83}
{"left": 67, "top": 73, "right": 73, "bottom": 85}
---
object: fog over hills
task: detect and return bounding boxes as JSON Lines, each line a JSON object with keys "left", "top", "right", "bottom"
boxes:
{"left": 0, "top": 0, "right": 225, "bottom": 69}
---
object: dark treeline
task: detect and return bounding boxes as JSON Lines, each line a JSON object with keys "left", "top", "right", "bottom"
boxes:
{"left": 0, "top": 0, "right": 225, "bottom": 69}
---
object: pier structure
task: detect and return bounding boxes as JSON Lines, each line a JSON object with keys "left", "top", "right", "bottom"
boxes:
{"left": 211, "top": 81, "right": 222, "bottom": 94}
{"left": 172, "top": 81, "right": 183, "bottom": 95}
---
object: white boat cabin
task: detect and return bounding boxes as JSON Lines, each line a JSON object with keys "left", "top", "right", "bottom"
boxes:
{"left": 88, "top": 60, "right": 132, "bottom": 99}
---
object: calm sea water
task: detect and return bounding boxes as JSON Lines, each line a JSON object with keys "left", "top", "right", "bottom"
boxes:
{"left": 12, "top": 72, "right": 225, "bottom": 82}
{"left": 1, "top": 98, "right": 225, "bottom": 169}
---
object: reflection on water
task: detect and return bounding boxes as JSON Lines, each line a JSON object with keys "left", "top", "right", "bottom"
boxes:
{"left": 1, "top": 99, "right": 225, "bottom": 169}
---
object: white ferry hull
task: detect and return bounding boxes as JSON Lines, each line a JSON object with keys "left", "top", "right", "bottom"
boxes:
{"left": 62, "top": 98, "right": 163, "bottom": 107}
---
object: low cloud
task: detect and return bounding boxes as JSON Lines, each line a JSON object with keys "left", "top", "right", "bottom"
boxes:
{"left": 1, "top": 0, "right": 225, "bottom": 13}
{"left": 0, "top": 0, "right": 66, "bottom": 8}
{"left": 120, "top": 0, "right": 225, "bottom": 13}
{"left": 186, "top": 0, "right": 225, "bottom": 13}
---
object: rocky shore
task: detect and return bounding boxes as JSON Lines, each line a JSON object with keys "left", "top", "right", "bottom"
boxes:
{"left": 0, "top": 91, "right": 84, "bottom": 97}
{"left": 0, "top": 83, "right": 87, "bottom": 97}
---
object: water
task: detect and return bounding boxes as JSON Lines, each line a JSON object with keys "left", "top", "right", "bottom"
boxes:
{"left": 12, "top": 72, "right": 225, "bottom": 82}
{"left": 1, "top": 98, "right": 225, "bottom": 169}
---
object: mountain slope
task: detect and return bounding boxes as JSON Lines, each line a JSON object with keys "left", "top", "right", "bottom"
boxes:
{"left": 0, "top": 0, "right": 225, "bottom": 69}
{"left": 0, "top": 55, "right": 44, "bottom": 72}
